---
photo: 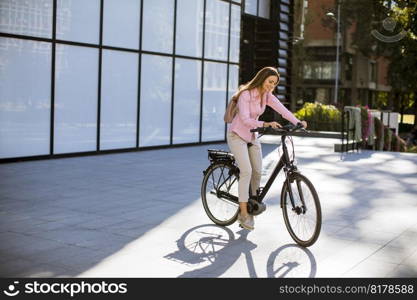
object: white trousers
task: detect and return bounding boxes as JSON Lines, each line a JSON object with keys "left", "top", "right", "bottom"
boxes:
{"left": 227, "top": 131, "right": 262, "bottom": 203}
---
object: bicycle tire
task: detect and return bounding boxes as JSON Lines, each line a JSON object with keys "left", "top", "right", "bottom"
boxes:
{"left": 281, "top": 173, "right": 322, "bottom": 247}
{"left": 201, "top": 163, "right": 240, "bottom": 226}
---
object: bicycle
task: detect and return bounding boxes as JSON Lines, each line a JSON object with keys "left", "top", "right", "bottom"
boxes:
{"left": 201, "top": 123, "right": 322, "bottom": 247}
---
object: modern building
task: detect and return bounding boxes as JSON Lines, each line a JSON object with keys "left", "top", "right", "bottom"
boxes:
{"left": 0, "top": 0, "right": 293, "bottom": 162}
{"left": 294, "top": 0, "right": 391, "bottom": 109}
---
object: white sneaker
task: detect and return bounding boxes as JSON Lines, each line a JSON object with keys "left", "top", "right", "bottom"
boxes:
{"left": 238, "top": 213, "right": 254, "bottom": 230}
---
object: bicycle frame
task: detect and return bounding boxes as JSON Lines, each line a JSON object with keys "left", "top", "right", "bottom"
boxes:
{"left": 210, "top": 133, "right": 299, "bottom": 208}
{"left": 250, "top": 134, "right": 297, "bottom": 204}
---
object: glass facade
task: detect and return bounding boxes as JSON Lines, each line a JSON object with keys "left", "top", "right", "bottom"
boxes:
{"left": 204, "top": 0, "right": 229, "bottom": 61}
{"left": 245, "top": 0, "right": 270, "bottom": 19}
{"left": 229, "top": 4, "right": 241, "bottom": 63}
{"left": 0, "top": 38, "right": 51, "bottom": 159}
{"left": 54, "top": 44, "right": 98, "bottom": 154}
{"left": 0, "top": 0, "right": 242, "bottom": 160}
{"left": 176, "top": 0, "right": 204, "bottom": 58}
{"left": 139, "top": 54, "right": 172, "bottom": 147}
{"left": 0, "top": 0, "right": 53, "bottom": 38}
{"left": 173, "top": 59, "right": 202, "bottom": 144}
{"left": 102, "top": 0, "right": 141, "bottom": 49}
{"left": 202, "top": 61, "right": 228, "bottom": 141}
{"left": 0, "top": 0, "right": 292, "bottom": 161}
{"left": 100, "top": 50, "right": 138, "bottom": 150}
{"left": 57, "top": 0, "right": 100, "bottom": 44}
{"left": 142, "top": 0, "right": 174, "bottom": 54}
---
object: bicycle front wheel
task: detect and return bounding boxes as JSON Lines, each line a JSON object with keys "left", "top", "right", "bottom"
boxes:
{"left": 281, "top": 173, "right": 321, "bottom": 247}
{"left": 201, "top": 163, "right": 240, "bottom": 226}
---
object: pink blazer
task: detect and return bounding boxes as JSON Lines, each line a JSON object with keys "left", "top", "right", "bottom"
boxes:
{"left": 229, "top": 88, "right": 300, "bottom": 142}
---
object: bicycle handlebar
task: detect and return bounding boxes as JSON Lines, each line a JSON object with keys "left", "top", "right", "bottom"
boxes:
{"left": 250, "top": 122, "right": 306, "bottom": 134}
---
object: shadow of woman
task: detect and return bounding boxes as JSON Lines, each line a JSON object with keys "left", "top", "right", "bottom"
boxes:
{"left": 164, "top": 224, "right": 259, "bottom": 278}
{"left": 266, "top": 244, "right": 317, "bottom": 278}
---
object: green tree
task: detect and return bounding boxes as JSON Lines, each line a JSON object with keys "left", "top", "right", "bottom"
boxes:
{"left": 385, "top": 1, "right": 417, "bottom": 125}
{"left": 324, "top": 0, "right": 417, "bottom": 124}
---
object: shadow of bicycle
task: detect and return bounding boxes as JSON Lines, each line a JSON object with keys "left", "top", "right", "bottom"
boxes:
{"left": 267, "top": 244, "right": 317, "bottom": 278}
{"left": 164, "top": 224, "right": 317, "bottom": 278}
{"left": 164, "top": 224, "right": 257, "bottom": 278}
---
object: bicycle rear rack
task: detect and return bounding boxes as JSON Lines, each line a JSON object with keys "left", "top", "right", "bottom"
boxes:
{"left": 207, "top": 149, "right": 235, "bottom": 163}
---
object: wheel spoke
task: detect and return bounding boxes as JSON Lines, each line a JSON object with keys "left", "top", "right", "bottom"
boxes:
{"left": 202, "top": 164, "right": 239, "bottom": 225}
{"left": 282, "top": 174, "right": 321, "bottom": 247}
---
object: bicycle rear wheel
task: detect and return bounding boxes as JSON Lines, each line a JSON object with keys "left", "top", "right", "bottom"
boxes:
{"left": 281, "top": 173, "right": 321, "bottom": 247}
{"left": 201, "top": 163, "right": 239, "bottom": 226}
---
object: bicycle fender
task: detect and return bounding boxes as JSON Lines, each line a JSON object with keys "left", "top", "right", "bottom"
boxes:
{"left": 202, "top": 163, "right": 217, "bottom": 176}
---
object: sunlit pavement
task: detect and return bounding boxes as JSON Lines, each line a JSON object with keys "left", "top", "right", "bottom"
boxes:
{"left": 1, "top": 136, "right": 416, "bottom": 278}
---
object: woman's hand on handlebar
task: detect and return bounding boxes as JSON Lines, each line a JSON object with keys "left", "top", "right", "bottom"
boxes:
{"left": 300, "top": 121, "right": 308, "bottom": 129}
{"left": 263, "top": 121, "right": 282, "bottom": 129}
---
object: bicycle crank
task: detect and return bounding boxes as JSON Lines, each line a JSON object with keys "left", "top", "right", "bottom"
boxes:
{"left": 248, "top": 199, "right": 266, "bottom": 216}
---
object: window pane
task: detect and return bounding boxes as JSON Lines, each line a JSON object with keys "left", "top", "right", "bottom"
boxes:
{"left": 279, "top": 31, "right": 288, "bottom": 40}
{"left": 103, "top": 0, "right": 140, "bottom": 49}
{"left": 0, "top": 38, "right": 51, "bottom": 159}
{"left": 142, "top": 0, "right": 174, "bottom": 53}
{"left": 280, "top": 22, "right": 289, "bottom": 32}
{"left": 280, "top": 4, "right": 289, "bottom": 13}
{"left": 56, "top": 0, "right": 100, "bottom": 44}
{"left": 259, "top": 0, "right": 270, "bottom": 19}
{"left": 202, "top": 62, "right": 227, "bottom": 141}
{"left": 140, "top": 54, "right": 172, "bottom": 146}
{"left": 279, "top": 49, "right": 288, "bottom": 58}
{"left": 279, "top": 40, "right": 288, "bottom": 49}
{"left": 322, "top": 62, "right": 336, "bottom": 79}
{"left": 100, "top": 50, "right": 138, "bottom": 150}
{"left": 228, "top": 64, "right": 239, "bottom": 100}
{"left": 322, "top": 62, "right": 330, "bottom": 79}
{"left": 280, "top": 13, "right": 289, "bottom": 22}
{"left": 0, "top": 0, "right": 52, "bottom": 38}
{"left": 173, "top": 59, "right": 201, "bottom": 144}
{"left": 228, "top": 64, "right": 239, "bottom": 128}
{"left": 304, "top": 62, "right": 319, "bottom": 79}
{"left": 244, "top": 0, "right": 257, "bottom": 15}
{"left": 229, "top": 4, "right": 241, "bottom": 63}
{"left": 176, "top": 0, "right": 204, "bottom": 57}
{"left": 279, "top": 58, "right": 287, "bottom": 67}
{"left": 205, "top": 0, "right": 229, "bottom": 61}
{"left": 278, "top": 67, "right": 287, "bottom": 75}
{"left": 277, "top": 86, "right": 286, "bottom": 93}
{"left": 55, "top": 44, "right": 98, "bottom": 154}
{"left": 303, "top": 64, "right": 312, "bottom": 79}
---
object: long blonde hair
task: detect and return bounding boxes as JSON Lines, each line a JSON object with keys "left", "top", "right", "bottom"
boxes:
{"left": 232, "top": 66, "right": 280, "bottom": 102}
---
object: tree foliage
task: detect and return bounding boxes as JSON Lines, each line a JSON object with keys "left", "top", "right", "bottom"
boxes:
{"left": 324, "top": 0, "right": 417, "bottom": 122}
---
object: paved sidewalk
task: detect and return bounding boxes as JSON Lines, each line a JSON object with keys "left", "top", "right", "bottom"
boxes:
{"left": 1, "top": 136, "right": 416, "bottom": 278}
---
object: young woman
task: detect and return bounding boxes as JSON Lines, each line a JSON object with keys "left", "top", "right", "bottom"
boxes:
{"left": 227, "top": 66, "right": 307, "bottom": 230}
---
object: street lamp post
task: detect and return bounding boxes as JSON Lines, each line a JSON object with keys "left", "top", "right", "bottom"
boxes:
{"left": 326, "top": 0, "right": 341, "bottom": 106}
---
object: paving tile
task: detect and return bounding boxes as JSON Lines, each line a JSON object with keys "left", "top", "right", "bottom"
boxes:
{"left": 399, "top": 248, "right": 417, "bottom": 268}
{"left": 367, "top": 245, "right": 416, "bottom": 264}
{"left": 388, "top": 264, "right": 417, "bottom": 278}
{"left": 1, "top": 137, "right": 416, "bottom": 278}
{"left": 343, "top": 259, "right": 399, "bottom": 278}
